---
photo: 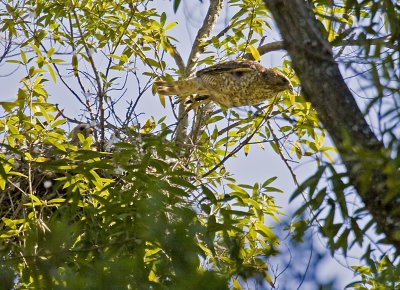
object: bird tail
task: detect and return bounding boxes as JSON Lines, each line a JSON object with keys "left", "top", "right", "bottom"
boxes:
{"left": 154, "top": 79, "right": 201, "bottom": 96}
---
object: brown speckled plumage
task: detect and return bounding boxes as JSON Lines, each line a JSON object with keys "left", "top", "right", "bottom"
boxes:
{"left": 70, "top": 124, "right": 93, "bottom": 145}
{"left": 155, "top": 60, "right": 292, "bottom": 107}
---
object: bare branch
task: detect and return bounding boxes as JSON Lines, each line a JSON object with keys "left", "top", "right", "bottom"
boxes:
{"left": 175, "top": 0, "right": 224, "bottom": 145}
{"left": 243, "top": 36, "right": 395, "bottom": 60}
{"left": 243, "top": 41, "right": 285, "bottom": 59}
{"left": 166, "top": 38, "right": 186, "bottom": 73}
{"left": 185, "top": 0, "right": 224, "bottom": 76}
{"left": 189, "top": 103, "right": 214, "bottom": 148}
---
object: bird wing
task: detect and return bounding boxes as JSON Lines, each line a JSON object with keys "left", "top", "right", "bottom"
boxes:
{"left": 196, "top": 60, "right": 264, "bottom": 76}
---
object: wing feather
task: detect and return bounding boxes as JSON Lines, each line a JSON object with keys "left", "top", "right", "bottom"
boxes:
{"left": 196, "top": 60, "right": 265, "bottom": 76}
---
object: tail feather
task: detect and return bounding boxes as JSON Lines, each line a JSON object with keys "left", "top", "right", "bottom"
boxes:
{"left": 155, "top": 79, "right": 202, "bottom": 96}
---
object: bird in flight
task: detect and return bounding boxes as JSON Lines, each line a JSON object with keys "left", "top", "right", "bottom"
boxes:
{"left": 155, "top": 60, "right": 292, "bottom": 108}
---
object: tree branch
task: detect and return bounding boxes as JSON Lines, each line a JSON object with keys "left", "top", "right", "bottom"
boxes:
{"left": 166, "top": 38, "right": 186, "bottom": 73}
{"left": 243, "top": 41, "right": 285, "bottom": 59}
{"left": 176, "top": 0, "right": 224, "bottom": 145}
{"left": 185, "top": 0, "right": 224, "bottom": 76}
{"left": 264, "top": 0, "right": 400, "bottom": 250}
{"left": 243, "top": 37, "right": 394, "bottom": 61}
{"left": 71, "top": 2, "right": 105, "bottom": 150}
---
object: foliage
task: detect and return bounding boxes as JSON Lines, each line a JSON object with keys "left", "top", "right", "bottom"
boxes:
{"left": 0, "top": 0, "right": 398, "bottom": 289}
{"left": 347, "top": 256, "right": 400, "bottom": 289}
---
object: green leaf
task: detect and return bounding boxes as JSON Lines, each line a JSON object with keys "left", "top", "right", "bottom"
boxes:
{"left": 145, "top": 58, "right": 162, "bottom": 68}
{"left": 0, "top": 102, "right": 17, "bottom": 112}
{"left": 6, "top": 59, "right": 22, "bottom": 64}
{"left": 47, "top": 63, "right": 57, "bottom": 83}
{"left": 25, "top": 194, "right": 43, "bottom": 206}
{"left": 30, "top": 42, "right": 42, "bottom": 56}
{"left": 173, "top": 0, "right": 181, "bottom": 13}
{"left": 165, "top": 22, "right": 177, "bottom": 31}
{"left": 247, "top": 45, "right": 261, "bottom": 61}
{"left": 262, "top": 176, "right": 277, "bottom": 187}
{"left": 160, "top": 12, "right": 166, "bottom": 26}
{"left": 48, "top": 198, "right": 66, "bottom": 205}
{"left": 263, "top": 186, "right": 283, "bottom": 193}
{"left": 290, "top": 165, "right": 326, "bottom": 202}
{"left": 169, "top": 176, "right": 197, "bottom": 190}
{"left": 243, "top": 143, "right": 250, "bottom": 155}
{"left": 47, "top": 47, "right": 55, "bottom": 58}
{"left": 49, "top": 58, "right": 65, "bottom": 64}
{"left": 233, "top": 278, "right": 242, "bottom": 290}
{"left": 227, "top": 183, "right": 248, "bottom": 196}
{"left": 220, "top": 208, "right": 253, "bottom": 217}
{"left": 280, "top": 125, "right": 292, "bottom": 133}
{"left": 254, "top": 221, "right": 273, "bottom": 238}
{"left": 72, "top": 54, "right": 78, "bottom": 77}
{"left": 201, "top": 184, "right": 217, "bottom": 203}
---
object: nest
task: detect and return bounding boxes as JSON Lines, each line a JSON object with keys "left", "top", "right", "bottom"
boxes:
{"left": 0, "top": 123, "right": 179, "bottom": 231}
{"left": 0, "top": 124, "right": 98, "bottom": 228}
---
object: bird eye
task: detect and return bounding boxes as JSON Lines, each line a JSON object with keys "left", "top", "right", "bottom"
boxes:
{"left": 278, "top": 77, "right": 288, "bottom": 85}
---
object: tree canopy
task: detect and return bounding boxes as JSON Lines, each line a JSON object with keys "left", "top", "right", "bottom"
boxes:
{"left": 0, "top": 0, "right": 399, "bottom": 289}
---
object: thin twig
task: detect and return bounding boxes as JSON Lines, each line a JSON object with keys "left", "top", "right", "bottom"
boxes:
{"left": 202, "top": 110, "right": 271, "bottom": 178}
{"left": 266, "top": 120, "right": 299, "bottom": 185}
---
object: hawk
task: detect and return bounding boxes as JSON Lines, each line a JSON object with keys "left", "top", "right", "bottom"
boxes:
{"left": 155, "top": 60, "right": 293, "bottom": 108}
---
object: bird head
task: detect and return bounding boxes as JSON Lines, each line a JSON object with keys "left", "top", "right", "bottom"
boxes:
{"left": 262, "top": 69, "right": 293, "bottom": 93}
{"left": 70, "top": 123, "right": 93, "bottom": 145}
